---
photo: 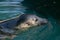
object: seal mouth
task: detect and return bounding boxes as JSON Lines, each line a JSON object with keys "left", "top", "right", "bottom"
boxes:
{"left": 40, "top": 22, "right": 47, "bottom": 25}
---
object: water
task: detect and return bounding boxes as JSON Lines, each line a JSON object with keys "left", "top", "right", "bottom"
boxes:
{"left": 0, "top": 0, "right": 60, "bottom": 40}
{"left": 0, "top": 0, "right": 25, "bottom": 20}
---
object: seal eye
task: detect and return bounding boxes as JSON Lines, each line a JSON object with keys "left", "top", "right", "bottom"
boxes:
{"left": 35, "top": 18, "right": 38, "bottom": 22}
{"left": 32, "top": 18, "right": 38, "bottom": 22}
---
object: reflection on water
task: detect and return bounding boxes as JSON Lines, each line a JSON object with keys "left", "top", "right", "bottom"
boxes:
{"left": 0, "top": 0, "right": 25, "bottom": 20}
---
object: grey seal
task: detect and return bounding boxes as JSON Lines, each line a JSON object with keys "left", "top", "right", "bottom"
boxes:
{"left": 0, "top": 14, "right": 48, "bottom": 40}
{"left": 16, "top": 14, "right": 48, "bottom": 30}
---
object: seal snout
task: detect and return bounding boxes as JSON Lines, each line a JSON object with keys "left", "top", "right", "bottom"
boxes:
{"left": 39, "top": 18, "right": 48, "bottom": 25}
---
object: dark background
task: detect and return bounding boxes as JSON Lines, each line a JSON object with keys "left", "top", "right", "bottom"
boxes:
{"left": 22, "top": 0, "right": 59, "bottom": 20}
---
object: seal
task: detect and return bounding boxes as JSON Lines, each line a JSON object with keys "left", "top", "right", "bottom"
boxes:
{"left": 0, "top": 14, "right": 48, "bottom": 40}
{"left": 16, "top": 14, "right": 48, "bottom": 30}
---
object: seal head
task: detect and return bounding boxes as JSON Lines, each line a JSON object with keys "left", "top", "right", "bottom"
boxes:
{"left": 17, "top": 14, "right": 48, "bottom": 29}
